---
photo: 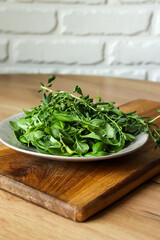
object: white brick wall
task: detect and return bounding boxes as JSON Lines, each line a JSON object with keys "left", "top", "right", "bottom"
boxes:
{"left": 0, "top": 0, "right": 160, "bottom": 81}
{"left": 0, "top": 7, "right": 57, "bottom": 33}
{"left": 0, "top": 40, "right": 8, "bottom": 61}
{"left": 61, "top": 10, "right": 151, "bottom": 35}
{"left": 14, "top": 39, "right": 104, "bottom": 64}
{"left": 108, "top": 40, "right": 160, "bottom": 64}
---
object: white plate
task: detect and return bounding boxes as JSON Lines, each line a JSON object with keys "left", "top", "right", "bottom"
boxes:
{"left": 0, "top": 112, "right": 149, "bottom": 162}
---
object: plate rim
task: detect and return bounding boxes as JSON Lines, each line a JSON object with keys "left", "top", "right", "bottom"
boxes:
{"left": 0, "top": 112, "right": 149, "bottom": 162}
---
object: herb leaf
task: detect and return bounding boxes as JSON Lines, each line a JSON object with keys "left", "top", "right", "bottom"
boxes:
{"left": 10, "top": 75, "right": 160, "bottom": 157}
{"left": 48, "top": 75, "right": 56, "bottom": 83}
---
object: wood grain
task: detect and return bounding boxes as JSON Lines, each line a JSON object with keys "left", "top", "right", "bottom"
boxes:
{"left": 0, "top": 99, "right": 160, "bottom": 222}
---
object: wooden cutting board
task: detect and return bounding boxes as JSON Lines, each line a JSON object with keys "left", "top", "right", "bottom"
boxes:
{"left": 0, "top": 99, "right": 160, "bottom": 222}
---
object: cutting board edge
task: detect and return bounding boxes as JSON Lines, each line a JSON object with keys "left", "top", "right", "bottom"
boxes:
{"left": 74, "top": 159, "right": 160, "bottom": 222}
{"left": 0, "top": 150, "right": 160, "bottom": 222}
{"left": 0, "top": 99, "right": 160, "bottom": 222}
{"left": 0, "top": 174, "right": 80, "bottom": 221}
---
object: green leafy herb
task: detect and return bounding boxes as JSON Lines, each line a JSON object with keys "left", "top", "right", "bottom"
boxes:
{"left": 9, "top": 75, "right": 160, "bottom": 157}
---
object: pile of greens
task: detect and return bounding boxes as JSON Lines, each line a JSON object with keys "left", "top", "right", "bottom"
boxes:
{"left": 10, "top": 75, "right": 160, "bottom": 157}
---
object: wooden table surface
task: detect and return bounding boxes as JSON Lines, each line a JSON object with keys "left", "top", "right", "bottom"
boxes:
{"left": 0, "top": 74, "right": 159, "bottom": 240}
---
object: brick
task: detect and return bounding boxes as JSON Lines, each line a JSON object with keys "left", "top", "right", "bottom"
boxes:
{"left": 36, "top": 0, "right": 105, "bottom": 3}
{"left": 67, "top": 68, "right": 146, "bottom": 80}
{"left": 120, "top": 0, "right": 154, "bottom": 3}
{"left": 13, "top": 40, "right": 104, "bottom": 64}
{"left": 56, "top": 67, "right": 111, "bottom": 76}
{"left": 148, "top": 70, "right": 160, "bottom": 82}
{"left": 152, "top": 11, "right": 160, "bottom": 35}
{"left": 108, "top": 68, "right": 146, "bottom": 80}
{"left": 61, "top": 10, "right": 151, "bottom": 35}
{"left": 108, "top": 0, "right": 155, "bottom": 3}
{"left": 0, "top": 7, "right": 57, "bottom": 34}
{"left": 8, "top": 0, "right": 33, "bottom": 2}
{"left": 108, "top": 40, "right": 160, "bottom": 64}
{"left": 0, "top": 40, "right": 8, "bottom": 62}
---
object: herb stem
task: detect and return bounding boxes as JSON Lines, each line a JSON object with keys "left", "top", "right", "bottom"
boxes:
{"left": 149, "top": 115, "right": 160, "bottom": 123}
{"left": 41, "top": 86, "right": 81, "bottom": 100}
